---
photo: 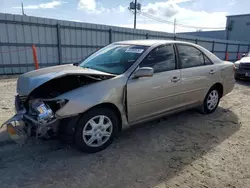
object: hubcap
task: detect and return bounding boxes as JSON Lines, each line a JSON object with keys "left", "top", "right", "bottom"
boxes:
{"left": 207, "top": 90, "right": 219, "bottom": 110}
{"left": 82, "top": 115, "right": 113, "bottom": 147}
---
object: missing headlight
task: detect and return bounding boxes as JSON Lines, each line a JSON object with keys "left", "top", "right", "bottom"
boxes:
{"left": 45, "top": 99, "right": 68, "bottom": 112}
{"left": 56, "top": 99, "right": 68, "bottom": 108}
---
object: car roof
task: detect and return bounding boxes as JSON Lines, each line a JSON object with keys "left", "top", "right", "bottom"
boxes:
{"left": 114, "top": 39, "right": 222, "bottom": 63}
{"left": 113, "top": 39, "right": 194, "bottom": 47}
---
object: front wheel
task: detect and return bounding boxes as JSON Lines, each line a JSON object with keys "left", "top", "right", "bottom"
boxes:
{"left": 202, "top": 88, "right": 220, "bottom": 114}
{"left": 74, "top": 107, "right": 119, "bottom": 153}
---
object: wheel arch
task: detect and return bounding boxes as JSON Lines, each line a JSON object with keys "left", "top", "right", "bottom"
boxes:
{"left": 210, "top": 82, "right": 223, "bottom": 98}
{"left": 83, "top": 102, "right": 123, "bottom": 132}
{"left": 58, "top": 102, "right": 123, "bottom": 145}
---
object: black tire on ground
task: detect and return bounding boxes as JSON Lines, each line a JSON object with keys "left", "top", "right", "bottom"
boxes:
{"left": 58, "top": 116, "right": 81, "bottom": 144}
{"left": 235, "top": 74, "right": 240, "bottom": 80}
{"left": 201, "top": 87, "right": 221, "bottom": 114}
{"left": 74, "top": 107, "right": 119, "bottom": 153}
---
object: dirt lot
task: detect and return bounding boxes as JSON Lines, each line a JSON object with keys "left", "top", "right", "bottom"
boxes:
{"left": 0, "top": 77, "right": 250, "bottom": 188}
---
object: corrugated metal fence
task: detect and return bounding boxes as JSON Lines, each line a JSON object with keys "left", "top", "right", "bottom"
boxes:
{"left": 0, "top": 13, "right": 250, "bottom": 75}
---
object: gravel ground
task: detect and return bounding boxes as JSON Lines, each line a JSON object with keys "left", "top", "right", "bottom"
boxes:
{"left": 0, "top": 78, "right": 250, "bottom": 188}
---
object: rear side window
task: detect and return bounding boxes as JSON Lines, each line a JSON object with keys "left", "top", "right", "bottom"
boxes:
{"left": 177, "top": 45, "right": 204, "bottom": 68}
{"left": 140, "top": 44, "right": 176, "bottom": 73}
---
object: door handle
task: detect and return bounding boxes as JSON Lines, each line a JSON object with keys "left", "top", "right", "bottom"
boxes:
{"left": 209, "top": 70, "right": 215, "bottom": 74}
{"left": 171, "top": 76, "right": 180, "bottom": 82}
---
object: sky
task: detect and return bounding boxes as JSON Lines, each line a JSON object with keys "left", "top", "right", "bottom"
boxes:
{"left": 0, "top": 0, "right": 249, "bottom": 33}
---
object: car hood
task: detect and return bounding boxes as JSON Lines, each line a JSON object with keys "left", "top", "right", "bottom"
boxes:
{"left": 240, "top": 57, "right": 250, "bottom": 63}
{"left": 17, "top": 64, "right": 115, "bottom": 96}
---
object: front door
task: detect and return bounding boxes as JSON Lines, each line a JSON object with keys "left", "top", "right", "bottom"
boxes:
{"left": 126, "top": 44, "right": 182, "bottom": 123}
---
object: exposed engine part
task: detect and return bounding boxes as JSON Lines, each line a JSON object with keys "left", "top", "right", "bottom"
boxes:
{"left": 45, "top": 99, "right": 68, "bottom": 113}
{"left": 15, "top": 95, "right": 27, "bottom": 113}
{"left": 24, "top": 114, "right": 59, "bottom": 138}
{"left": 29, "top": 99, "right": 54, "bottom": 124}
{"left": 24, "top": 114, "right": 58, "bottom": 126}
{"left": 15, "top": 96, "right": 68, "bottom": 139}
{"left": 29, "top": 74, "right": 111, "bottom": 98}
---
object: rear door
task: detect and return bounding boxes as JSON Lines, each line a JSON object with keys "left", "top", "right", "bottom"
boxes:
{"left": 176, "top": 44, "right": 220, "bottom": 106}
{"left": 126, "top": 44, "right": 182, "bottom": 123}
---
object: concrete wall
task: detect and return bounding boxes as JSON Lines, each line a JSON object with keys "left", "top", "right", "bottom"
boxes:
{"left": 0, "top": 13, "right": 249, "bottom": 75}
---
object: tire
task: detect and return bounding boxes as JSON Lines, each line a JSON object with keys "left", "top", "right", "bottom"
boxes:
{"left": 201, "top": 87, "right": 221, "bottom": 114}
{"left": 234, "top": 74, "right": 240, "bottom": 80}
{"left": 74, "top": 107, "right": 119, "bottom": 153}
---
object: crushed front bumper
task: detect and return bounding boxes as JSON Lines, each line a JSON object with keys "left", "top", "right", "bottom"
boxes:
{"left": 1, "top": 113, "right": 27, "bottom": 144}
{"left": 1, "top": 112, "right": 60, "bottom": 144}
{"left": 1, "top": 95, "right": 60, "bottom": 144}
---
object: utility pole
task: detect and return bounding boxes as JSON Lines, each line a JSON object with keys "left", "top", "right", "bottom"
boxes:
{"left": 134, "top": 0, "right": 137, "bottom": 29}
{"left": 129, "top": 1, "right": 141, "bottom": 29}
{"left": 173, "top": 18, "right": 176, "bottom": 34}
{"left": 21, "top": 2, "right": 26, "bottom": 16}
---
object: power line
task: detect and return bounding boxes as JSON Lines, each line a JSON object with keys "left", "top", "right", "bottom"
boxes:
{"left": 177, "top": 21, "right": 225, "bottom": 30}
{"left": 139, "top": 12, "right": 225, "bottom": 30}
{"left": 140, "top": 12, "right": 174, "bottom": 24}
{"left": 141, "top": 12, "right": 225, "bottom": 29}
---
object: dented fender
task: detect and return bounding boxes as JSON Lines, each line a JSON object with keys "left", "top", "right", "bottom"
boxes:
{"left": 53, "top": 75, "right": 130, "bottom": 128}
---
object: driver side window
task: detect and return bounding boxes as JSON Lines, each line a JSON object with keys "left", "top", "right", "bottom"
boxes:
{"left": 140, "top": 44, "right": 176, "bottom": 73}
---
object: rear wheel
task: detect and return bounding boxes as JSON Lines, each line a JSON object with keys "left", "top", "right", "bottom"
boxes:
{"left": 235, "top": 74, "right": 240, "bottom": 80}
{"left": 74, "top": 107, "right": 119, "bottom": 153}
{"left": 202, "top": 88, "right": 220, "bottom": 114}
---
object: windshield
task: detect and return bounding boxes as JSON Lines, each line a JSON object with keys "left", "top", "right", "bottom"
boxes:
{"left": 79, "top": 44, "right": 148, "bottom": 74}
{"left": 246, "top": 52, "right": 250, "bottom": 57}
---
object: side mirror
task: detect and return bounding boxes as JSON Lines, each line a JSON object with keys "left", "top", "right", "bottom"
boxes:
{"left": 133, "top": 67, "right": 154, "bottom": 78}
{"left": 242, "top": 54, "right": 246, "bottom": 57}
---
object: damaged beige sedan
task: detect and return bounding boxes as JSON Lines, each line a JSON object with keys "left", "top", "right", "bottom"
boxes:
{"left": 2, "top": 40, "right": 235, "bottom": 153}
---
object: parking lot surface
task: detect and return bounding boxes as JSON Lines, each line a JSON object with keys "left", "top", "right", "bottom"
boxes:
{"left": 0, "top": 78, "right": 250, "bottom": 188}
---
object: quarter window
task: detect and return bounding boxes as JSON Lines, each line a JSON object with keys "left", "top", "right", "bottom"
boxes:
{"left": 177, "top": 45, "right": 204, "bottom": 68}
{"left": 140, "top": 44, "right": 176, "bottom": 73}
{"left": 204, "top": 55, "right": 213, "bottom": 65}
